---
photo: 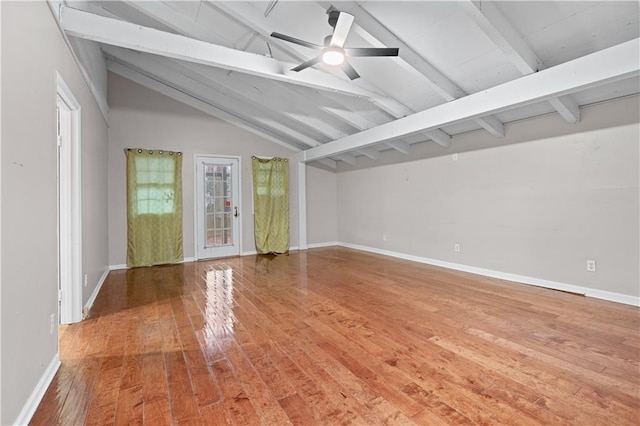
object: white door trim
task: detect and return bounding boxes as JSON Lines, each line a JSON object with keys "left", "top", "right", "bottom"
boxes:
{"left": 56, "top": 72, "right": 83, "bottom": 324}
{"left": 193, "top": 154, "right": 242, "bottom": 260}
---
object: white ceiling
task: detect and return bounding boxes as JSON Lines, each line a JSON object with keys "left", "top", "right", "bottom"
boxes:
{"left": 58, "top": 1, "right": 640, "bottom": 169}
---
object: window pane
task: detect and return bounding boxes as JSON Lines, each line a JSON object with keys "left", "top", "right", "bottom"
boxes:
{"left": 214, "top": 198, "right": 224, "bottom": 212}
{"left": 134, "top": 156, "right": 177, "bottom": 215}
{"left": 137, "top": 186, "right": 174, "bottom": 214}
{"left": 202, "top": 162, "right": 234, "bottom": 249}
{"left": 215, "top": 214, "right": 224, "bottom": 229}
{"left": 135, "top": 157, "right": 174, "bottom": 184}
{"left": 206, "top": 213, "right": 214, "bottom": 231}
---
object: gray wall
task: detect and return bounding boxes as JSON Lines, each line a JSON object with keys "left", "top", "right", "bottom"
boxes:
{"left": 1, "top": 1, "right": 109, "bottom": 423}
{"left": 107, "top": 73, "right": 302, "bottom": 265}
{"left": 306, "top": 165, "right": 338, "bottom": 245}
{"left": 338, "top": 95, "right": 639, "bottom": 299}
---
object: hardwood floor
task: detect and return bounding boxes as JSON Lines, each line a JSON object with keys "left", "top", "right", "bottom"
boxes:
{"left": 31, "top": 247, "right": 639, "bottom": 425}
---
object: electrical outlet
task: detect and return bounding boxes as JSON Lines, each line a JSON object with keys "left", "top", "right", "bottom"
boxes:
{"left": 587, "top": 260, "right": 596, "bottom": 272}
{"left": 453, "top": 153, "right": 458, "bottom": 161}
{"left": 84, "top": 274, "right": 88, "bottom": 287}
{"left": 50, "top": 313, "right": 56, "bottom": 334}
{"left": 382, "top": 234, "right": 387, "bottom": 241}
{"left": 454, "top": 243, "right": 460, "bottom": 252}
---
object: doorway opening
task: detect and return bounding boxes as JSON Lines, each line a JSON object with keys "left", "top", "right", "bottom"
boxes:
{"left": 56, "top": 73, "right": 82, "bottom": 325}
{"left": 195, "top": 155, "right": 241, "bottom": 259}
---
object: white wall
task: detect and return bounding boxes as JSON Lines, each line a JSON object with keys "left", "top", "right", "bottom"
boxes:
{"left": 1, "top": 1, "right": 109, "bottom": 423}
{"left": 107, "top": 73, "right": 301, "bottom": 265}
{"left": 306, "top": 165, "right": 338, "bottom": 245}
{"left": 338, "top": 96, "right": 639, "bottom": 300}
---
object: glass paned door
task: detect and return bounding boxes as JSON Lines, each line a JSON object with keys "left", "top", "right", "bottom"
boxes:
{"left": 196, "top": 156, "right": 240, "bottom": 259}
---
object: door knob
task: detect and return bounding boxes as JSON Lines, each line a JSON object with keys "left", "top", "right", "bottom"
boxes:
{"left": 234, "top": 206, "right": 238, "bottom": 217}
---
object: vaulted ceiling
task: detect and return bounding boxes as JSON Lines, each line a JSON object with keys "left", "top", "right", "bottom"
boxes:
{"left": 52, "top": 1, "right": 639, "bottom": 169}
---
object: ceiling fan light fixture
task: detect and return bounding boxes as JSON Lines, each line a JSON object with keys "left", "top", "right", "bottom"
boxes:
{"left": 271, "top": 8, "right": 398, "bottom": 78}
{"left": 322, "top": 47, "right": 345, "bottom": 65}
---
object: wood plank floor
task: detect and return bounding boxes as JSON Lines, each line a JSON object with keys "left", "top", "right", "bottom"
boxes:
{"left": 31, "top": 247, "right": 639, "bottom": 425}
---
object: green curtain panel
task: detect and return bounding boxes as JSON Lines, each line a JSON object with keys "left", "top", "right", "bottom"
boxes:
{"left": 252, "top": 157, "right": 290, "bottom": 254}
{"left": 126, "top": 149, "right": 183, "bottom": 267}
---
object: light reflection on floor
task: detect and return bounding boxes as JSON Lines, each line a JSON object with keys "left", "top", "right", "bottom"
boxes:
{"left": 202, "top": 264, "right": 235, "bottom": 348}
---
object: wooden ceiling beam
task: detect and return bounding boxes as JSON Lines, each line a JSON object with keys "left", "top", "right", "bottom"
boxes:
{"left": 335, "top": 153, "right": 357, "bottom": 165}
{"left": 331, "top": 1, "right": 506, "bottom": 138}
{"left": 181, "top": 64, "right": 350, "bottom": 137}
{"left": 179, "top": 63, "right": 382, "bottom": 162}
{"left": 208, "top": 1, "right": 312, "bottom": 62}
{"left": 104, "top": 47, "right": 323, "bottom": 148}
{"left": 460, "top": 0, "right": 580, "bottom": 124}
{"left": 107, "top": 57, "right": 336, "bottom": 171}
{"left": 106, "top": 47, "right": 354, "bottom": 167}
{"left": 383, "top": 140, "right": 411, "bottom": 155}
{"left": 179, "top": 67, "right": 334, "bottom": 141}
{"left": 60, "top": 6, "right": 389, "bottom": 100}
{"left": 214, "top": 1, "right": 454, "bottom": 150}
{"left": 356, "top": 147, "right": 380, "bottom": 160}
{"left": 121, "top": 0, "right": 230, "bottom": 45}
{"left": 63, "top": 4, "right": 417, "bottom": 162}
{"left": 105, "top": 60, "right": 304, "bottom": 153}
{"left": 112, "top": 2, "right": 377, "bottom": 164}
{"left": 302, "top": 38, "right": 639, "bottom": 162}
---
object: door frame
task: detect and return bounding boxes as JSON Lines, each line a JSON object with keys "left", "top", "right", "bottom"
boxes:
{"left": 193, "top": 154, "right": 242, "bottom": 260}
{"left": 56, "top": 72, "right": 83, "bottom": 325}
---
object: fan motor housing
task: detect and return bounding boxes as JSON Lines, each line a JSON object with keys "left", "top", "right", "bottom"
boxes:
{"left": 327, "top": 9, "right": 340, "bottom": 28}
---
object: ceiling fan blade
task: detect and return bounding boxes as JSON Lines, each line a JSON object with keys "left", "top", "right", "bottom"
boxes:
{"left": 270, "top": 32, "right": 322, "bottom": 50}
{"left": 341, "top": 61, "right": 360, "bottom": 80}
{"left": 346, "top": 47, "right": 400, "bottom": 57}
{"left": 291, "top": 55, "right": 323, "bottom": 72}
{"left": 330, "top": 12, "right": 354, "bottom": 47}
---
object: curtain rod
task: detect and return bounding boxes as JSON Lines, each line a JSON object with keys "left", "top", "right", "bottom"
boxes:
{"left": 252, "top": 155, "right": 288, "bottom": 161}
{"left": 125, "top": 148, "right": 182, "bottom": 156}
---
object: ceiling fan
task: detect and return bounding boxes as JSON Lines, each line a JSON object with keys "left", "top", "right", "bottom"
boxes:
{"left": 270, "top": 8, "right": 399, "bottom": 80}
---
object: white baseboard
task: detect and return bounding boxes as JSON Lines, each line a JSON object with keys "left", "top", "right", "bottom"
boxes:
{"left": 338, "top": 242, "right": 640, "bottom": 307}
{"left": 14, "top": 353, "right": 61, "bottom": 426}
{"left": 109, "top": 257, "right": 196, "bottom": 271}
{"left": 582, "top": 288, "right": 640, "bottom": 307}
{"left": 307, "top": 241, "right": 339, "bottom": 249}
{"left": 83, "top": 268, "right": 109, "bottom": 315}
